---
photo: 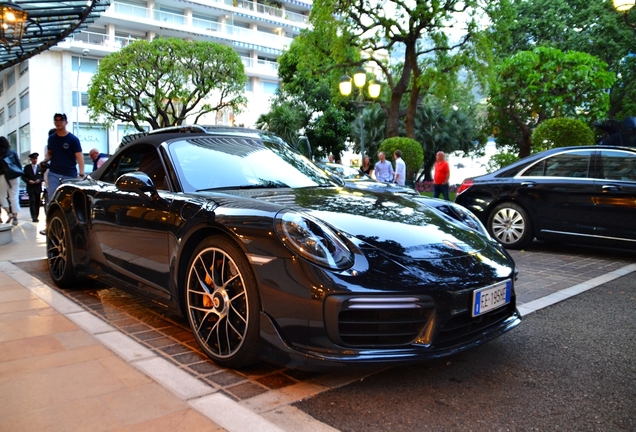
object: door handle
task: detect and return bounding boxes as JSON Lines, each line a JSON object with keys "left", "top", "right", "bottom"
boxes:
{"left": 93, "top": 206, "right": 105, "bottom": 215}
{"left": 521, "top": 181, "right": 536, "bottom": 187}
{"left": 602, "top": 185, "right": 622, "bottom": 192}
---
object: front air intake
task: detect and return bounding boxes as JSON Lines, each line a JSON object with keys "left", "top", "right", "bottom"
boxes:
{"left": 324, "top": 295, "right": 435, "bottom": 347}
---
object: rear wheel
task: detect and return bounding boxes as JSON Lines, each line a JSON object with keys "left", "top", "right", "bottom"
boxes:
{"left": 185, "top": 236, "right": 260, "bottom": 368}
{"left": 487, "top": 202, "right": 533, "bottom": 249}
{"left": 47, "top": 210, "right": 78, "bottom": 287}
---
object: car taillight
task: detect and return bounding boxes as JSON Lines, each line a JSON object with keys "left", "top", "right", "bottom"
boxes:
{"left": 456, "top": 179, "right": 474, "bottom": 195}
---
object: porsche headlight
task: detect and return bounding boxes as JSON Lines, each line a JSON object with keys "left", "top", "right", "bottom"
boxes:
{"left": 275, "top": 211, "right": 354, "bottom": 270}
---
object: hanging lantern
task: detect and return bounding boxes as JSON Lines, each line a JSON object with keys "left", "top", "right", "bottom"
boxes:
{"left": 0, "top": 1, "right": 27, "bottom": 52}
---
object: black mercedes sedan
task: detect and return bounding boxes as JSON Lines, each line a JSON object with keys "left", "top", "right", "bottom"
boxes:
{"left": 46, "top": 126, "right": 521, "bottom": 370}
{"left": 455, "top": 146, "right": 636, "bottom": 250}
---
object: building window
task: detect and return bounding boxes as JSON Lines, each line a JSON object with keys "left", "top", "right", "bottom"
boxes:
{"left": 8, "top": 130, "right": 16, "bottom": 151}
{"left": 8, "top": 99, "right": 16, "bottom": 118}
{"left": 262, "top": 81, "right": 279, "bottom": 94}
{"left": 72, "top": 91, "right": 89, "bottom": 107}
{"left": 7, "top": 70, "right": 15, "bottom": 88}
{"left": 19, "top": 123, "right": 30, "bottom": 160}
{"left": 19, "top": 90, "right": 29, "bottom": 111}
{"left": 19, "top": 61, "right": 28, "bottom": 75}
{"left": 72, "top": 57, "right": 99, "bottom": 73}
{"left": 0, "top": 80, "right": 4, "bottom": 96}
{"left": 0, "top": 110, "right": 4, "bottom": 126}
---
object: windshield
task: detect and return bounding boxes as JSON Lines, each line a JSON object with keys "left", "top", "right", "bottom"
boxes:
{"left": 167, "top": 136, "right": 334, "bottom": 192}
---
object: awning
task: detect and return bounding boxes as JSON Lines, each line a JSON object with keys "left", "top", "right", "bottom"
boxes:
{"left": 0, "top": 0, "right": 110, "bottom": 71}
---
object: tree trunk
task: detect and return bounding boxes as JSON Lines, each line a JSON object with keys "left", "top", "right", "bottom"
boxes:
{"left": 384, "top": 40, "right": 416, "bottom": 138}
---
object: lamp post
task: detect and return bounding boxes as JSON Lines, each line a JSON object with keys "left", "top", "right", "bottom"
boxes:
{"left": 339, "top": 66, "right": 381, "bottom": 160}
{"left": 613, "top": 0, "right": 635, "bottom": 28}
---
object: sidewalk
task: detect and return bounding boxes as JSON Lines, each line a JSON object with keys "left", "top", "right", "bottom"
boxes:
{"left": 0, "top": 208, "right": 225, "bottom": 431}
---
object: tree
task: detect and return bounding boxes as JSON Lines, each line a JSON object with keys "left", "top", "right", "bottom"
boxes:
{"left": 317, "top": 0, "right": 485, "bottom": 139}
{"left": 255, "top": 102, "right": 307, "bottom": 147}
{"left": 488, "top": 0, "right": 636, "bottom": 119}
{"left": 88, "top": 38, "right": 247, "bottom": 131}
{"left": 531, "top": 118, "right": 595, "bottom": 153}
{"left": 487, "top": 47, "right": 615, "bottom": 158}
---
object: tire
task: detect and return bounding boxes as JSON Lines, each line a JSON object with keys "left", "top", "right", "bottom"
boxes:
{"left": 487, "top": 202, "right": 534, "bottom": 249}
{"left": 47, "top": 210, "right": 78, "bottom": 287}
{"left": 185, "top": 236, "right": 261, "bottom": 368}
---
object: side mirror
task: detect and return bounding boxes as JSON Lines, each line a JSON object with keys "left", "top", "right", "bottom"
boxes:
{"left": 115, "top": 172, "right": 158, "bottom": 198}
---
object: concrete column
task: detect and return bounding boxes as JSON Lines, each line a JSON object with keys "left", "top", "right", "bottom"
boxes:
{"left": 147, "top": 0, "right": 155, "bottom": 19}
{"left": 185, "top": 7, "right": 192, "bottom": 25}
{"left": 146, "top": 31, "right": 156, "bottom": 41}
{"left": 106, "top": 24, "right": 115, "bottom": 47}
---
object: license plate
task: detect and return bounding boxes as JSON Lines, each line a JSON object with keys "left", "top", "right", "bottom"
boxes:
{"left": 472, "top": 280, "right": 511, "bottom": 317}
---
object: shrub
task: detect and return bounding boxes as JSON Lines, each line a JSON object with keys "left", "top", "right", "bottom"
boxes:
{"left": 378, "top": 137, "right": 424, "bottom": 181}
{"left": 531, "top": 118, "right": 594, "bottom": 153}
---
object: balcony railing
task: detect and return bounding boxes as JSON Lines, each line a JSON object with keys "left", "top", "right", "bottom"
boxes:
{"left": 108, "top": 2, "right": 293, "bottom": 50}
{"left": 241, "top": 56, "right": 279, "bottom": 72}
{"left": 68, "top": 31, "right": 139, "bottom": 48}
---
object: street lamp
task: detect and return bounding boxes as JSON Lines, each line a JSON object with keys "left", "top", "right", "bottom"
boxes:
{"left": 613, "top": 0, "right": 635, "bottom": 12}
{"left": 339, "top": 66, "right": 381, "bottom": 160}
{"left": 613, "top": 0, "right": 635, "bottom": 29}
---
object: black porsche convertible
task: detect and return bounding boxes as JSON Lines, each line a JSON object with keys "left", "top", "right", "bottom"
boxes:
{"left": 46, "top": 126, "right": 521, "bottom": 370}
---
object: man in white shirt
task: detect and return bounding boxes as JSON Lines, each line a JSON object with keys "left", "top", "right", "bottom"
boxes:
{"left": 393, "top": 150, "right": 406, "bottom": 185}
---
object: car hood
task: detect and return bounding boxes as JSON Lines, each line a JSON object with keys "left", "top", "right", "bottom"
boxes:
{"left": 217, "top": 186, "right": 492, "bottom": 260}
{"left": 345, "top": 178, "right": 418, "bottom": 196}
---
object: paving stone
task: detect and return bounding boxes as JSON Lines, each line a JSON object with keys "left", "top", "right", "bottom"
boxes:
{"left": 225, "top": 381, "right": 269, "bottom": 400}
{"left": 205, "top": 371, "right": 246, "bottom": 387}
{"left": 255, "top": 373, "right": 298, "bottom": 390}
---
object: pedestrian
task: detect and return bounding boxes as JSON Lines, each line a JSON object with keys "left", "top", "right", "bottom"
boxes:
{"left": 360, "top": 155, "right": 374, "bottom": 178}
{"left": 89, "top": 148, "right": 108, "bottom": 172}
{"left": 374, "top": 151, "right": 394, "bottom": 183}
{"left": 22, "top": 152, "right": 44, "bottom": 222}
{"left": 393, "top": 150, "right": 406, "bottom": 185}
{"left": 433, "top": 151, "right": 451, "bottom": 200}
{"left": 0, "top": 136, "right": 22, "bottom": 225}
{"left": 328, "top": 154, "right": 335, "bottom": 163}
{"left": 42, "top": 113, "right": 85, "bottom": 197}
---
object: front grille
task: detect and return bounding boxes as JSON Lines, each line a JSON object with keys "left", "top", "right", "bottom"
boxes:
{"left": 325, "top": 296, "right": 435, "bottom": 347}
{"left": 434, "top": 301, "right": 515, "bottom": 349}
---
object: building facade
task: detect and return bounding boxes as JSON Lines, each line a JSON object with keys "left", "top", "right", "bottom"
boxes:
{"left": 0, "top": 0, "right": 311, "bottom": 161}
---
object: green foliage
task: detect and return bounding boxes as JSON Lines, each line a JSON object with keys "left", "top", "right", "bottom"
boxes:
{"left": 378, "top": 137, "right": 424, "bottom": 179}
{"left": 88, "top": 38, "right": 247, "bottom": 130}
{"left": 487, "top": 150, "right": 520, "bottom": 173}
{"left": 487, "top": 46, "right": 615, "bottom": 158}
{"left": 255, "top": 102, "right": 306, "bottom": 147}
{"left": 531, "top": 118, "right": 595, "bottom": 153}
{"left": 488, "top": 0, "right": 636, "bottom": 119}
{"left": 306, "top": 106, "right": 352, "bottom": 161}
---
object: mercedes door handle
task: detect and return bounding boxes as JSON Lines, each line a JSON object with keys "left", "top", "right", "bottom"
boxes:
{"left": 521, "top": 181, "right": 536, "bottom": 187}
{"left": 602, "top": 185, "right": 622, "bottom": 192}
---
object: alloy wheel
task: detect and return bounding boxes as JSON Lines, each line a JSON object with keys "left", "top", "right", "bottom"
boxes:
{"left": 186, "top": 247, "right": 249, "bottom": 360}
{"left": 491, "top": 207, "right": 526, "bottom": 245}
{"left": 47, "top": 216, "right": 68, "bottom": 281}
